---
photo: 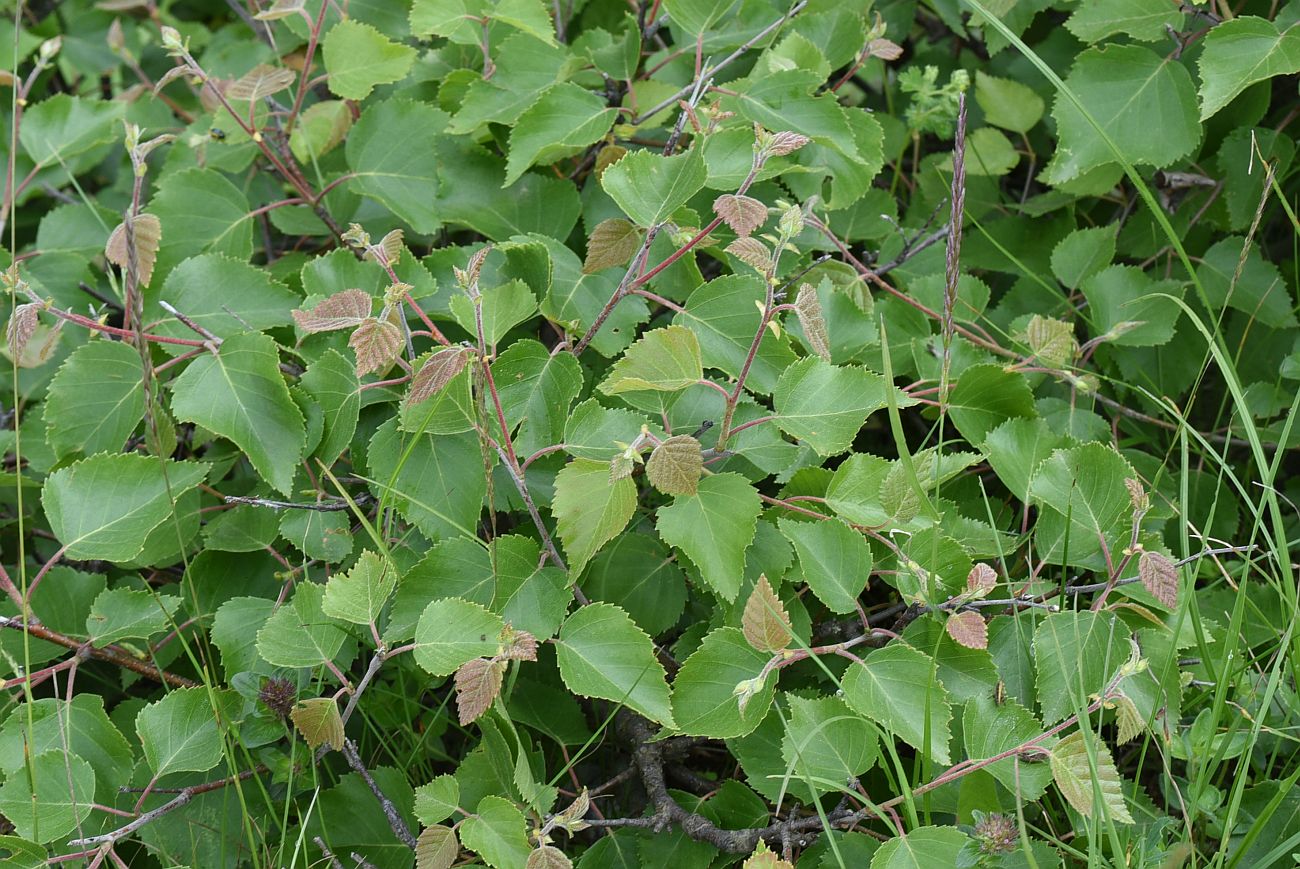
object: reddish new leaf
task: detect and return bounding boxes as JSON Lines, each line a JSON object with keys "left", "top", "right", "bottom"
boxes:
{"left": 409, "top": 346, "right": 472, "bottom": 404}
{"left": 713, "top": 193, "right": 768, "bottom": 237}
{"left": 349, "top": 315, "right": 403, "bottom": 376}
{"left": 967, "top": 562, "right": 998, "bottom": 596}
{"left": 1138, "top": 550, "right": 1178, "bottom": 609}
{"left": 945, "top": 610, "right": 988, "bottom": 650}
{"left": 793, "top": 283, "right": 830, "bottom": 361}
{"left": 454, "top": 657, "right": 505, "bottom": 725}
{"left": 292, "top": 289, "right": 372, "bottom": 333}
{"left": 583, "top": 218, "right": 642, "bottom": 273}
{"left": 726, "top": 237, "right": 772, "bottom": 272}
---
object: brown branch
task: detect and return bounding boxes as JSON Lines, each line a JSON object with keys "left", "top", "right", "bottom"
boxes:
{"left": 0, "top": 616, "right": 197, "bottom": 689}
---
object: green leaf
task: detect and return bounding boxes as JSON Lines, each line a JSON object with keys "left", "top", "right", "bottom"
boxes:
{"left": 842, "top": 643, "right": 952, "bottom": 764}
{"left": 1028, "top": 443, "right": 1135, "bottom": 569}
{"left": 136, "top": 686, "right": 229, "bottom": 778}
{"left": 150, "top": 168, "right": 253, "bottom": 282}
{"left": 300, "top": 349, "right": 360, "bottom": 467}
{"left": 676, "top": 276, "right": 797, "bottom": 395}
{"left": 0, "top": 750, "right": 95, "bottom": 843}
{"left": 973, "top": 71, "right": 1044, "bottom": 134}
{"left": 779, "top": 518, "right": 871, "bottom": 614}
{"left": 0, "top": 696, "right": 134, "bottom": 798}
{"left": 582, "top": 532, "right": 687, "bottom": 636}
{"left": 323, "top": 550, "right": 396, "bottom": 625}
{"left": 983, "top": 417, "right": 1064, "bottom": 502}
{"left": 291, "top": 697, "right": 345, "bottom": 752}
{"left": 449, "top": 34, "right": 566, "bottom": 133}
{"left": 491, "top": 339, "right": 583, "bottom": 456}
{"left": 1050, "top": 225, "right": 1116, "bottom": 290}
{"left": 86, "top": 587, "right": 181, "bottom": 647}
{"left": 1196, "top": 236, "right": 1297, "bottom": 329}
{"left": 601, "top": 146, "right": 708, "bottom": 227}
{"left": 947, "top": 364, "right": 1037, "bottom": 447}
{"left": 449, "top": 279, "right": 538, "bottom": 345}
{"left": 773, "top": 357, "right": 898, "bottom": 456}
{"left": 20, "top": 94, "right": 125, "bottom": 168}
{"left": 671, "top": 626, "right": 773, "bottom": 738}
{"left": 1033, "top": 611, "right": 1129, "bottom": 724}
{"left": 1198, "top": 17, "right": 1300, "bottom": 121}
{"left": 324, "top": 19, "right": 416, "bottom": 100}
{"left": 504, "top": 83, "right": 617, "bottom": 185}
{"left": 460, "top": 795, "right": 533, "bottom": 869}
{"left": 656, "top": 473, "right": 760, "bottom": 602}
{"left": 289, "top": 99, "right": 353, "bottom": 163}
{"left": 367, "top": 422, "right": 486, "bottom": 540}
{"left": 1043, "top": 45, "right": 1200, "bottom": 185}
{"left": 43, "top": 339, "right": 144, "bottom": 459}
{"left": 661, "top": 0, "right": 741, "bottom": 37}
{"left": 171, "top": 332, "right": 306, "bottom": 496}
{"left": 347, "top": 98, "right": 447, "bottom": 233}
{"left": 553, "top": 457, "right": 638, "bottom": 577}
{"left": 537, "top": 234, "right": 648, "bottom": 357}
{"left": 257, "top": 582, "right": 352, "bottom": 669}
{"left": 869, "top": 826, "right": 970, "bottom": 868}
{"left": 1064, "top": 0, "right": 1184, "bottom": 43}
{"left": 413, "top": 597, "right": 504, "bottom": 676}
{"left": 781, "top": 695, "right": 878, "bottom": 799}
{"left": 155, "top": 253, "right": 299, "bottom": 347}
{"left": 599, "top": 324, "right": 703, "bottom": 394}
{"left": 962, "top": 694, "right": 1055, "bottom": 800}
{"left": 1049, "top": 730, "right": 1134, "bottom": 824}
{"left": 555, "top": 603, "right": 676, "bottom": 727}
{"left": 41, "top": 453, "right": 207, "bottom": 562}
{"left": 280, "top": 509, "right": 353, "bottom": 562}
{"left": 1080, "top": 265, "right": 1184, "bottom": 346}
{"left": 415, "top": 774, "right": 461, "bottom": 825}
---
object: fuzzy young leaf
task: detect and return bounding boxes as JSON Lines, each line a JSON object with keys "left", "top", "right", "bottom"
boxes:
{"left": 793, "top": 282, "right": 831, "bottom": 361}
{"left": 526, "top": 846, "right": 572, "bottom": 868}
{"left": 583, "top": 218, "right": 642, "bottom": 273}
{"left": 1025, "top": 315, "right": 1078, "bottom": 366}
{"left": 646, "top": 434, "right": 702, "bottom": 496}
{"left": 290, "top": 698, "right": 344, "bottom": 751}
{"left": 254, "top": 0, "right": 305, "bottom": 20}
{"left": 1050, "top": 730, "right": 1134, "bottom": 824}
{"left": 967, "top": 563, "right": 998, "bottom": 595}
{"left": 555, "top": 603, "right": 675, "bottom": 727}
{"left": 455, "top": 658, "right": 506, "bottom": 726}
{"left": 226, "top": 64, "right": 296, "bottom": 100}
{"left": 416, "top": 825, "right": 459, "bottom": 869}
{"left": 349, "top": 316, "right": 404, "bottom": 376}
{"left": 945, "top": 611, "right": 988, "bottom": 650}
{"left": 742, "top": 575, "right": 792, "bottom": 653}
{"left": 726, "top": 237, "right": 772, "bottom": 272}
{"left": 293, "top": 289, "right": 373, "bottom": 333}
{"left": 5, "top": 303, "right": 39, "bottom": 361}
{"left": 104, "top": 212, "right": 161, "bottom": 286}
{"left": 409, "top": 346, "right": 473, "bottom": 404}
{"left": 714, "top": 193, "right": 767, "bottom": 237}
{"left": 1138, "top": 550, "right": 1179, "bottom": 609}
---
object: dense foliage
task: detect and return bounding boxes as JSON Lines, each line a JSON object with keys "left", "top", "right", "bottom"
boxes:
{"left": 0, "top": 0, "right": 1298, "bottom": 866}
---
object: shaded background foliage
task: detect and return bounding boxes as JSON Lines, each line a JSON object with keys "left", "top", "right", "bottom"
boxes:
{"left": 0, "top": 0, "right": 1298, "bottom": 866}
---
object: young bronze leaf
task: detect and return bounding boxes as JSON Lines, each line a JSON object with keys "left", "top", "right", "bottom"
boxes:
{"left": 793, "top": 283, "right": 831, "bottom": 361}
{"left": 454, "top": 657, "right": 506, "bottom": 726}
{"left": 349, "top": 316, "right": 403, "bottom": 376}
{"left": 945, "top": 610, "right": 989, "bottom": 650}
{"left": 415, "top": 824, "right": 459, "bottom": 869}
{"left": 525, "top": 846, "right": 572, "bottom": 869}
{"left": 226, "top": 64, "right": 296, "bottom": 101}
{"left": 726, "top": 237, "right": 772, "bottom": 272}
{"left": 292, "top": 289, "right": 372, "bottom": 333}
{"left": 1049, "top": 730, "right": 1134, "bottom": 824}
{"left": 105, "top": 212, "right": 162, "bottom": 287}
{"left": 500, "top": 627, "right": 539, "bottom": 661}
{"left": 646, "top": 434, "right": 703, "bottom": 496}
{"left": 289, "top": 697, "right": 344, "bottom": 751}
{"left": 583, "top": 218, "right": 642, "bottom": 274}
{"left": 550, "top": 788, "right": 590, "bottom": 833}
{"left": 1138, "top": 550, "right": 1178, "bottom": 609}
{"left": 713, "top": 193, "right": 767, "bottom": 237}
{"left": 409, "top": 346, "right": 472, "bottom": 404}
{"left": 766, "top": 131, "right": 811, "bottom": 156}
{"left": 967, "top": 562, "right": 998, "bottom": 596}
{"left": 5, "top": 303, "right": 39, "bottom": 361}
{"left": 742, "top": 575, "right": 792, "bottom": 653}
